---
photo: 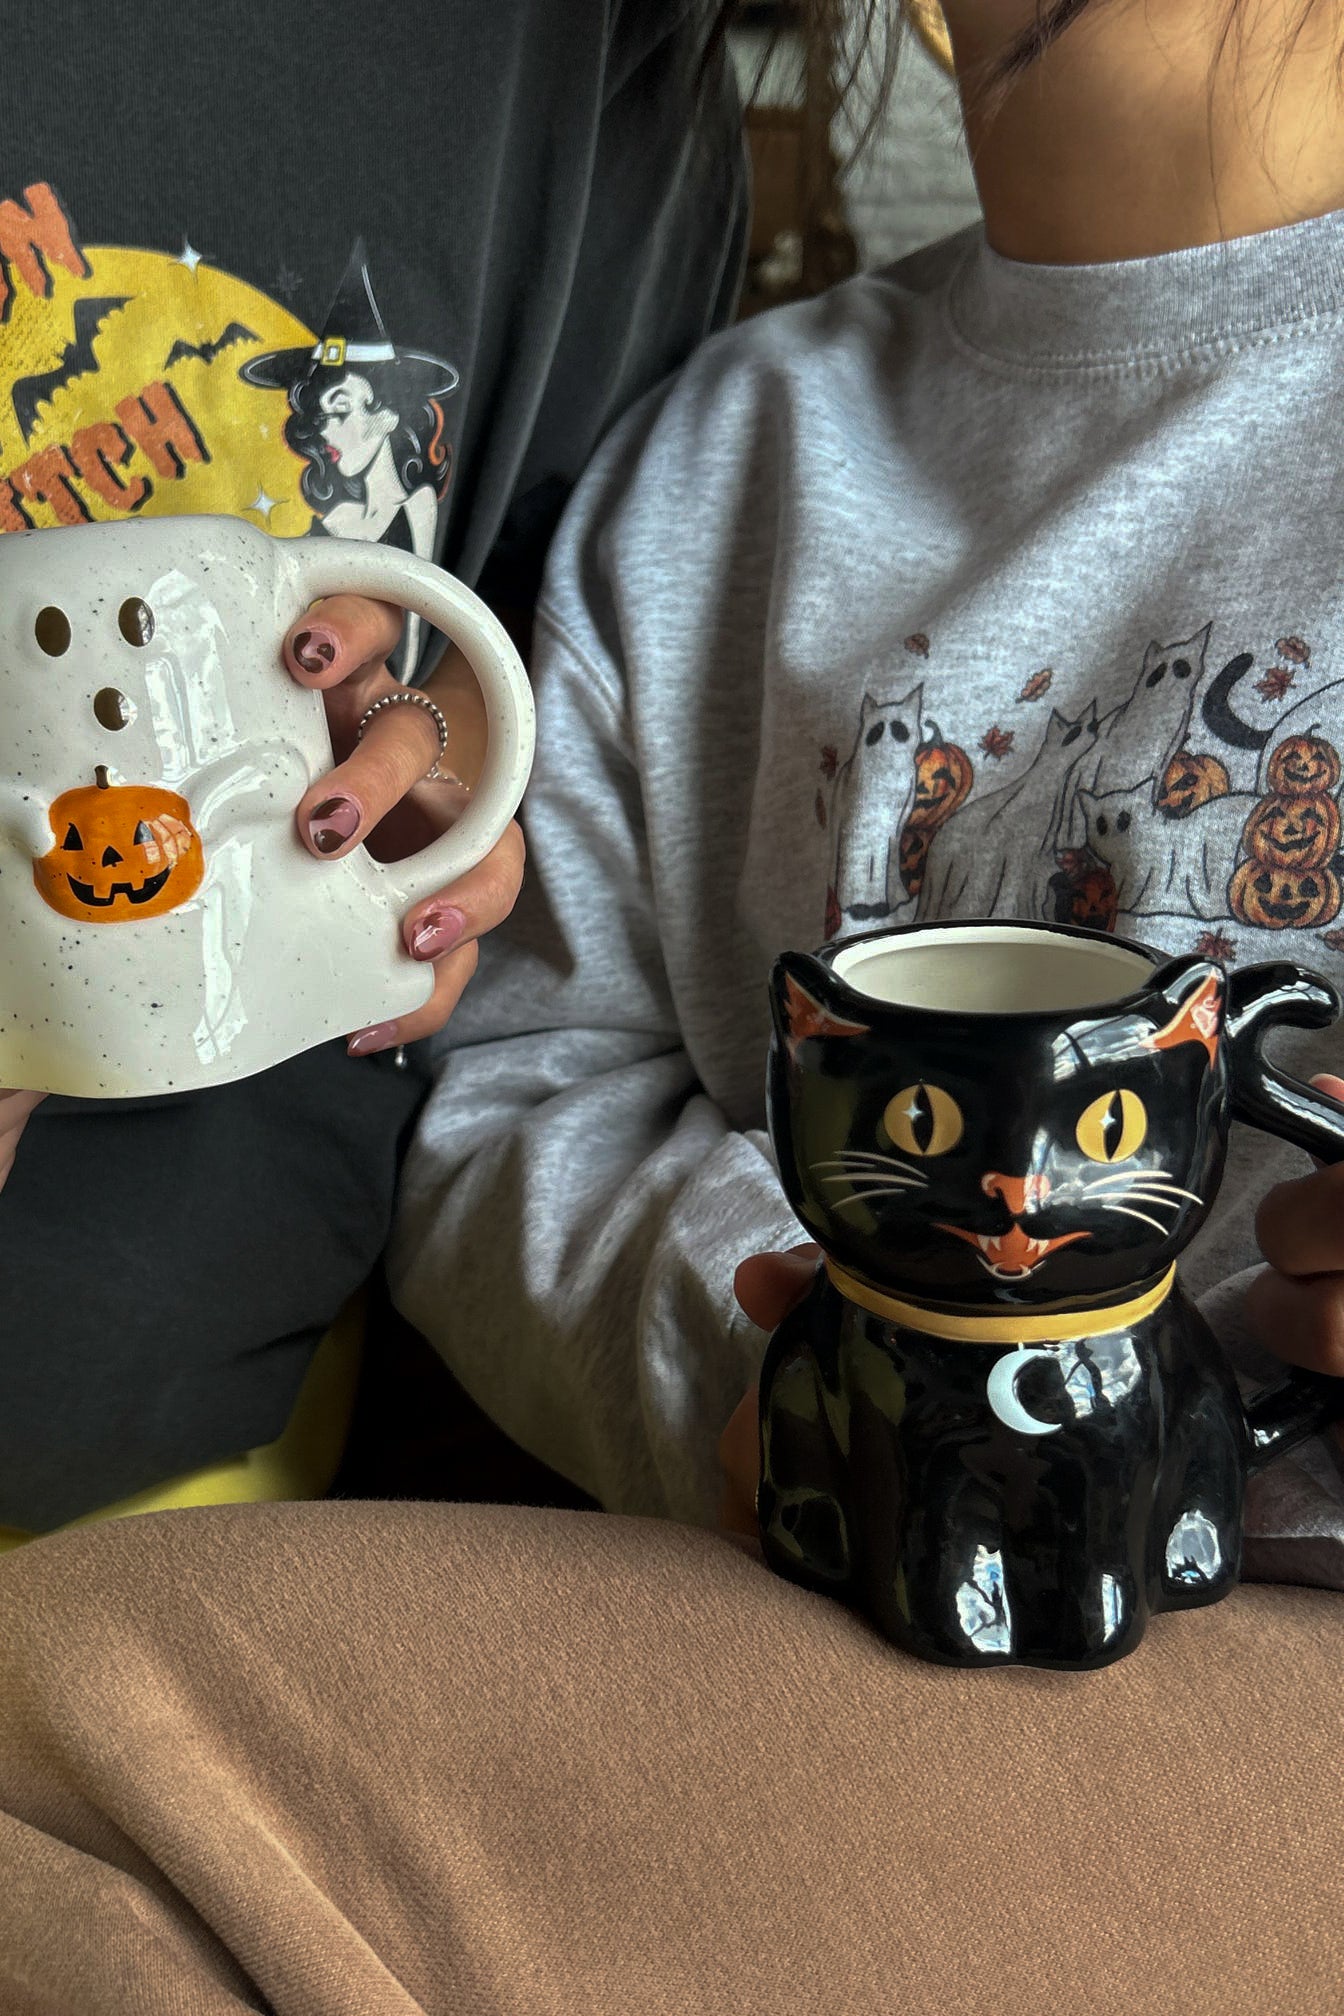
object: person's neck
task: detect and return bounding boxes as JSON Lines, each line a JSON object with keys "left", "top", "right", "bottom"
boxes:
{"left": 940, "top": 0, "right": 1344, "bottom": 264}
{"left": 349, "top": 438, "right": 403, "bottom": 517}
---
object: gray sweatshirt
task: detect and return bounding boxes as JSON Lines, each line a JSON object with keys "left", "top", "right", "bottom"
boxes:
{"left": 390, "top": 209, "right": 1344, "bottom": 1577}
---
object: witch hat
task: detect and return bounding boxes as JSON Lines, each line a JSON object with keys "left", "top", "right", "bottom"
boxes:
{"left": 241, "top": 240, "right": 458, "bottom": 398}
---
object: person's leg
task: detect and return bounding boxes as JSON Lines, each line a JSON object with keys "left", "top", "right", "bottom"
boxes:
{"left": 0, "top": 1500, "right": 1340, "bottom": 2016}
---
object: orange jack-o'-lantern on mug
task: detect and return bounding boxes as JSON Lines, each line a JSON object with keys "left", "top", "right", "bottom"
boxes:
{"left": 33, "top": 767, "right": 204, "bottom": 923}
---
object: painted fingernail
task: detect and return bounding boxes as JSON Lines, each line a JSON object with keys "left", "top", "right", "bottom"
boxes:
{"left": 408, "top": 906, "right": 467, "bottom": 960}
{"left": 308, "top": 797, "right": 361, "bottom": 854}
{"left": 292, "top": 627, "right": 338, "bottom": 675}
{"left": 348, "top": 1021, "right": 400, "bottom": 1057}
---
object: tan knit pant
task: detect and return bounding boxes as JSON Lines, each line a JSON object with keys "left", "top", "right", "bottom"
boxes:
{"left": 0, "top": 1500, "right": 1340, "bottom": 2014}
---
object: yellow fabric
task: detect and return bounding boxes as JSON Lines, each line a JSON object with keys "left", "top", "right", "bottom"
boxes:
{"left": 0, "top": 1294, "right": 365, "bottom": 1553}
{"left": 824, "top": 1259, "right": 1177, "bottom": 1346}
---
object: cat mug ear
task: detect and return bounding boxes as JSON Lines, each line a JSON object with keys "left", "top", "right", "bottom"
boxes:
{"left": 770, "top": 952, "right": 871, "bottom": 1059}
{"left": 1143, "top": 956, "right": 1224, "bottom": 1068}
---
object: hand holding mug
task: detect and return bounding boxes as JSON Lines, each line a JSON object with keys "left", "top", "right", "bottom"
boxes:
{"left": 279, "top": 594, "right": 525, "bottom": 1055}
{"left": 1248, "top": 1070, "right": 1344, "bottom": 1378}
{"left": 718, "top": 1244, "right": 819, "bottom": 1537}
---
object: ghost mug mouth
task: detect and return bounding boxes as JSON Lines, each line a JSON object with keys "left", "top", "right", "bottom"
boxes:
{"left": 756, "top": 917, "right": 1344, "bottom": 1670}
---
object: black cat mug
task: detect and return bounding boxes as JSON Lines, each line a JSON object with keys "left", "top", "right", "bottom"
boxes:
{"left": 759, "top": 919, "right": 1344, "bottom": 1671}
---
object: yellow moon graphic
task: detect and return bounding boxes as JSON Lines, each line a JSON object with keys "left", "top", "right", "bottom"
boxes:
{"left": 2, "top": 246, "right": 316, "bottom": 535}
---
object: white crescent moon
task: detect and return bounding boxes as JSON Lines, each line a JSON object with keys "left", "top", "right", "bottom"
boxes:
{"left": 987, "top": 1348, "right": 1063, "bottom": 1437}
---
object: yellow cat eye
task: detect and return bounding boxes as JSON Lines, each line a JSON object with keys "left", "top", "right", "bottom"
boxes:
{"left": 884, "top": 1082, "right": 964, "bottom": 1158}
{"left": 1075, "top": 1089, "right": 1148, "bottom": 1164}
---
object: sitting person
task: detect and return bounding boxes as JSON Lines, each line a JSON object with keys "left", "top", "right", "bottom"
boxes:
{"left": 0, "top": 0, "right": 747, "bottom": 1540}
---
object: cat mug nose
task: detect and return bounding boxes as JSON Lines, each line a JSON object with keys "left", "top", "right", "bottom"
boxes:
{"left": 982, "top": 1171, "right": 1051, "bottom": 1216}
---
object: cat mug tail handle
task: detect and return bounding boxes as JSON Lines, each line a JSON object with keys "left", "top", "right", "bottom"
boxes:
{"left": 1224, "top": 961, "right": 1344, "bottom": 1469}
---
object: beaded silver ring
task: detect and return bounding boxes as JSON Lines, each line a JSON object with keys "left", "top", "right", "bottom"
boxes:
{"left": 355, "top": 688, "right": 456, "bottom": 782}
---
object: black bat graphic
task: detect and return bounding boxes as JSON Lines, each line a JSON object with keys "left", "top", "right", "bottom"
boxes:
{"left": 162, "top": 322, "right": 259, "bottom": 370}
{"left": 11, "top": 295, "right": 130, "bottom": 441}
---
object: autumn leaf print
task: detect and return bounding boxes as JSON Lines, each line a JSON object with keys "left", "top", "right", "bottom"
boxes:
{"left": 1194, "top": 930, "right": 1237, "bottom": 964}
{"left": 904, "top": 633, "right": 930, "bottom": 658}
{"left": 1254, "top": 666, "right": 1295, "bottom": 702}
{"left": 814, "top": 789, "right": 827, "bottom": 829}
{"left": 979, "top": 725, "right": 1014, "bottom": 760}
{"left": 1018, "top": 668, "right": 1053, "bottom": 703}
{"left": 1276, "top": 635, "right": 1311, "bottom": 665}
{"left": 1321, "top": 928, "right": 1344, "bottom": 953}
{"left": 819, "top": 744, "right": 838, "bottom": 780}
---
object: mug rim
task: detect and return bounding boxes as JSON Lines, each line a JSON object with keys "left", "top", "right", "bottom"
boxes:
{"left": 814, "top": 918, "right": 1186, "bottom": 1025}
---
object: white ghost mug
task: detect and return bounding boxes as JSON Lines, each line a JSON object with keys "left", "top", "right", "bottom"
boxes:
{"left": 0, "top": 514, "right": 535, "bottom": 1097}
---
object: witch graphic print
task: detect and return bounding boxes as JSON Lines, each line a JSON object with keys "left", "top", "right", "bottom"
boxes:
{"left": 0, "top": 183, "right": 459, "bottom": 676}
{"left": 821, "top": 618, "right": 1344, "bottom": 968}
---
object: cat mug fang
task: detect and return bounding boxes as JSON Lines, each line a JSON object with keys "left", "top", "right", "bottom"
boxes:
{"left": 0, "top": 516, "right": 535, "bottom": 1098}
{"left": 759, "top": 919, "right": 1344, "bottom": 1670}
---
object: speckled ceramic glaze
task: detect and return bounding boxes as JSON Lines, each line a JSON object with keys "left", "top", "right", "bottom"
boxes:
{"left": 0, "top": 515, "right": 534, "bottom": 1096}
{"left": 760, "top": 920, "right": 1344, "bottom": 1669}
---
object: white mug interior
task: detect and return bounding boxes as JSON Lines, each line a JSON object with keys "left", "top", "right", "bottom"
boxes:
{"left": 829, "top": 925, "right": 1157, "bottom": 1016}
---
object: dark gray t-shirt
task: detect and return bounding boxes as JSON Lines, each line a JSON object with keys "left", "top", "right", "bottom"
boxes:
{"left": 0, "top": 0, "right": 747, "bottom": 1527}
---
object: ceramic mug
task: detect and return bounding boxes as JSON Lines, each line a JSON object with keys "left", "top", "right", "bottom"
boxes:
{"left": 0, "top": 514, "right": 535, "bottom": 1097}
{"left": 759, "top": 918, "right": 1344, "bottom": 1670}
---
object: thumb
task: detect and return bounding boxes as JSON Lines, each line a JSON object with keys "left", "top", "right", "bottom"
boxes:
{"left": 734, "top": 1242, "right": 820, "bottom": 1330}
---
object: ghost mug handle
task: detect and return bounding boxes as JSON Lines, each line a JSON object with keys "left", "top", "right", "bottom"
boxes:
{"left": 286, "top": 538, "right": 536, "bottom": 910}
{"left": 1223, "top": 961, "right": 1344, "bottom": 1466}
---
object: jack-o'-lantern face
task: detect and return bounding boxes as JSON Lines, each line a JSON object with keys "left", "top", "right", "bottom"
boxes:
{"left": 33, "top": 770, "right": 204, "bottom": 923}
{"left": 1157, "top": 751, "right": 1229, "bottom": 819}
{"left": 1230, "top": 860, "right": 1342, "bottom": 930}
{"left": 1048, "top": 853, "right": 1119, "bottom": 934}
{"left": 1267, "top": 734, "right": 1342, "bottom": 797}
{"left": 1242, "top": 792, "right": 1341, "bottom": 871}
{"left": 1064, "top": 864, "right": 1119, "bottom": 933}
{"left": 899, "top": 823, "right": 931, "bottom": 899}
{"left": 910, "top": 736, "right": 973, "bottom": 828}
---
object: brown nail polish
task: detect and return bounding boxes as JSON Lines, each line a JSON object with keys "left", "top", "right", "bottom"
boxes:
{"left": 293, "top": 628, "right": 337, "bottom": 674}
{"left": 348, "top": 1021, "right": 399, "bottom": 1057}
{"left": 308, "top": 796, "right": 361, "bottom": 854}
{"left": 408, "top": 907, "right": 467, "bottom": 959}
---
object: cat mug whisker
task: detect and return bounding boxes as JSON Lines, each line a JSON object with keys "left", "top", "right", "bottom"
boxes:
{"left": 1112, "top": 1185, "right": 1200, "bottom": 1201}
{"left": 1101, "top": 1202, "right": 1174, "bottom": 1235}
{"left": 1085, "top": 1173, "right": 1204, "bottom": 1207}
{"left": 810, "top": 1161, "right": 926, "bottom": 1177}
{"left": 832, "top": 1185, "right": 934, "bottom": 1208}
{"left": 1084, "top": 1180, "right": 1203, "bottom": 1208}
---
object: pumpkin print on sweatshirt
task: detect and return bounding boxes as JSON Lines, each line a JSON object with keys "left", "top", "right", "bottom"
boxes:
{"left": 822, "top": 621, "right": 1344, "bottom": 954}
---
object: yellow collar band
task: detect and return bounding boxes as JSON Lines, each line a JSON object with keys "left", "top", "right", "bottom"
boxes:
{"left": 823, "top": 1259, "right": 1177, "bottom": 1346}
